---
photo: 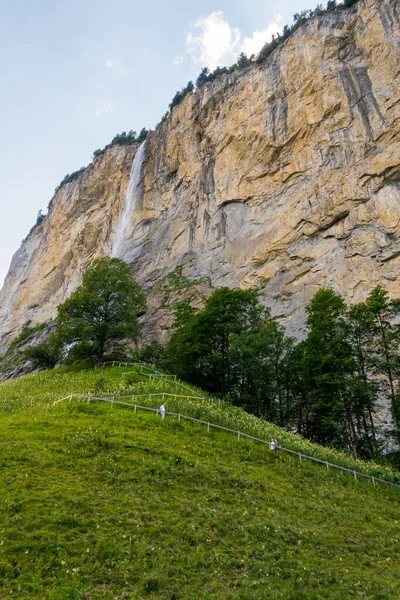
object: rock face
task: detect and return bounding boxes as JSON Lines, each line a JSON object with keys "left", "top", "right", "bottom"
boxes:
{"left": 1, "top": 0, "right": 400, "bottom": 350}
{"left": 0, "top": 145, "right": 136, "bottom": 348}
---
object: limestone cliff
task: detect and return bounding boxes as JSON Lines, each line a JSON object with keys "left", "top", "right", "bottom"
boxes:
{"left": 1, "top": 0, "right": 400, "bottom": 350}
{"left": 0, "top": 145, "right": 136, "bottom": 348}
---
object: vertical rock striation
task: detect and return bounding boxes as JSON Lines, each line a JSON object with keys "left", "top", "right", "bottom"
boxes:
{"left": 1, "top": 0, "right": 399, "bottom": 350}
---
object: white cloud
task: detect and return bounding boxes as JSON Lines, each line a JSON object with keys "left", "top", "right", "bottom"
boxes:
{"left": 95, "top": 102, "right": 114, "bottom": 118}
{"left": 241, "top": 16, "right": 284, "bottom": 57}
{"left": 173, "top": 54, "right": 184, "bottom": 67}
{"left": 186, "top": 12, "right": 240, "bottom": 70}
{"left": 104, "top": 58, "right": 121, "bottom": 71}
{"left": 185, "top": 11, "right": 283, "bottom": 71}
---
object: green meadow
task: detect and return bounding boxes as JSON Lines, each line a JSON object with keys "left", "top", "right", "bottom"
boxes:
{"left": 0, "top": 366, "right": 399, "bottom": 599}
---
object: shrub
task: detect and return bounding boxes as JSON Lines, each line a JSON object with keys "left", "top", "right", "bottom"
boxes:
{"left": 8, "top": 323, "right": 48, "bottom": 351}
{"left": 23, "top": 332, "right": 63, "bottom": 370}
{"left": 169, "top": 81, "right": 194, "bottom": 112}
{"left": 54, "top": 167, "right": 86, "bottom": 194}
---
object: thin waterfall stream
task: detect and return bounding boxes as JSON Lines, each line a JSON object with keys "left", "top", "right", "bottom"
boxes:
{"left": 111, "top": 140, "right": 146, "bottom": 258}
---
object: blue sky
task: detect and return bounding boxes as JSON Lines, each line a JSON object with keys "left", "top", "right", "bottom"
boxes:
{"left": 0, "top": 0, "right": 319, "bottom": 288}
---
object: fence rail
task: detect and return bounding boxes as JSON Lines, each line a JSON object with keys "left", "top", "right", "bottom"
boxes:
{"left": 95, "top": 361, "right": 218, "bottom": 403}
{"left": 53, "top": 394, "right": 400, "bottom": 491}
{"left": 95, "top": 361, "right": 162, "bottom": 373}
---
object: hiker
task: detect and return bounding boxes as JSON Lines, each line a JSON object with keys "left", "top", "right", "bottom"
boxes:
{"left": 159, "top": 402, "right": 166, "bottom": 420}
{"left": 270, "top": 439, "right": 275, "bottom": 452}
{"left": 274, "top": 439, "right": 280, "bottom": 455}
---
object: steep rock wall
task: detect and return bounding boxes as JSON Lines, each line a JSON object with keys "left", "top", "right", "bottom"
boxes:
{"left": 1, "top": 0, "right": 399, "bottom": 350}
{"left": 0, "top": 145, "right": 136, "bottom": 348}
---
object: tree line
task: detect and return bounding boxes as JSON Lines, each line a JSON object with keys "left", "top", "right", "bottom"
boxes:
{"left": 160, "top": 286, "right": 400, "bottom": 460}
{"left": 18, "top": 257, "right": 400, "bottom": 462}
{"left": 163, "top": 0, "right": 360, "bottom": 117}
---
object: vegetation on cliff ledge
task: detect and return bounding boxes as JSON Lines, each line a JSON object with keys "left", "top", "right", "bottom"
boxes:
{"left": 163, "top": 0, "right": 361, "bottom": 117}
{"left": 23, "top": 0, "right": 360, "bottom": 243}
{"left": 92, "top": 126, "right": 149, "bottom": 158}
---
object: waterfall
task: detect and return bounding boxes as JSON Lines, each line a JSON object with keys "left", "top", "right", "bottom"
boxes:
{"left": 111, "top": 140, "right": 146, "bottom": 258}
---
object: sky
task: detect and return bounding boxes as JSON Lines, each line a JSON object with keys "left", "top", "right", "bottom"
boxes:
{"left": 0, "top": 0, "right": 321, "bottom": 289}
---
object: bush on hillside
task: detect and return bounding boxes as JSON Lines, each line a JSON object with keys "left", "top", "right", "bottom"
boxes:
{"left": 8, "top": 323, "right": 48, "bottom": 351}
{"left": 23, "top": 332, "right": 63, "bottom": 370}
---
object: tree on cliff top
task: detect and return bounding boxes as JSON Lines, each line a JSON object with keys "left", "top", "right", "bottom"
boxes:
{"left": 57, "top": 258, "right": 145, "bottom": 363}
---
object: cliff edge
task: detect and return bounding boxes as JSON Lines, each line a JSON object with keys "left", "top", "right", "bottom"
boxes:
{"left": 1, "top": 0, "right": 399, "bottom": 350}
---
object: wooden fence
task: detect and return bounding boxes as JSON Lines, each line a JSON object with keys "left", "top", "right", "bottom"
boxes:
{"left": 53, "top": 393, "right": 400, "bottom": 491}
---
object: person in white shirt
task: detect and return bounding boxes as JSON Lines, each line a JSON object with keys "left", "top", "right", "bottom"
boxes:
{"left": 159, "top": 402, "right": 166, "bottom": 420}
{"left": 270, "top": 440, "right": 275, "bottom": 451}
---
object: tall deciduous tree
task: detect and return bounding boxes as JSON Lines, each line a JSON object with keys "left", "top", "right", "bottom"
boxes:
{"left": 303, "top": 289, "right": 358, "bottom": 455}
{"left": 162, "top": 288, "right": 266, "bottom": 395}
{"left": 364, "top": 286, "right": 400, "bottom": 443}
{"left": 57, "top": 258, "right": 145, "bottom": 363}
{"left": 347, "top": 302, "right": 379, "bottom": 456}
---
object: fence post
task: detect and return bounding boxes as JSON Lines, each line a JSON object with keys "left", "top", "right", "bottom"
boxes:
{"left": 299, "top": 453, "right": 302, "bottom": 463}
{"left": 69, "top": 394, "right": 72, "bottom": 403}
{"left": 354, "top": 470, "right": 357, "bottom": 481}
{"left": 112, "top": 361, "right": 115, "bottom": 367}
{"left": 207, "top": 422, "right": 210, "bottom": 433}
{"left": 162, "top": 392, "right": 165, "bottom": 401}
{"left": 326, "top": 461, "right": 329, "bottom": 471}
{"left": 178, "top": 414, "right": 181, "bottom": 423}
{"left": 238, "top": 431, "right": 241, "bottom": 441}
{"left": 112, "top": 397, "right": 114, "bottom": 405}
{"left": 372, "top": 476, "right": 375, "bottom": 487}
{"left": 134, "top": 405, "right": 137, "bottom": 414}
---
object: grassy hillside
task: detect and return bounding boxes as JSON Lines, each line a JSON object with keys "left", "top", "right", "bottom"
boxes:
{"left": 1, "top": 366, "right": 399, "bottom": 483}
{"left": 1, "top": 367, "right": 400, "bottom": 599}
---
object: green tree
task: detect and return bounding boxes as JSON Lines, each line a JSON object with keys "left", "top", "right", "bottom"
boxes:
{"left": 303, "top": 289, "right": 358, "bottom": 455}
{"left": 236, "top": 52, "right": 251, "bottom": 69}
{"left": 347, "top": 302, "right": 379, "bottom": 456}
{"left": 23, "top": 332, "right": 63, "bottom": 370}
{"left": 196, "top": 67, "right": 211, "bottom": 87}
{"left": 169, "top": 82, "right": 194, "bottom": 111}
{"left": 137, "top": 128, "right": 148, "bottom": 143}
{"left": 286, "top": 341, "right": 313, "bottom": 437}
{"left": 231, "top": 318, "right": 293, "bottom": 424}
{"left": 364, "top": 286, "right": 400, "bottom": 442}
{"left": 134, "top": 340, "right": 165, "bottom": 365}
{"left": 163, "top": 288, "right": 266, "bottom": 395}
{"left": 57, "top": 258, "right": 145, "bottom": 363}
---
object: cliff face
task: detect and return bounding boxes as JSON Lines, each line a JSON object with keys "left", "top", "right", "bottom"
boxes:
{"left": 1, "top": 0, "right": 400, "bottom": 350}
{"left": 0, "top": 145, "right": 136, "bottom": 348}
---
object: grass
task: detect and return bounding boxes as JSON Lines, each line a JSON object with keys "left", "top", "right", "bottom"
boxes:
{"left": 1, "top": 397, "right": 400, "bottom": 599}
{"left": 0, "top": 366, "right": 399, "bottom": 484}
